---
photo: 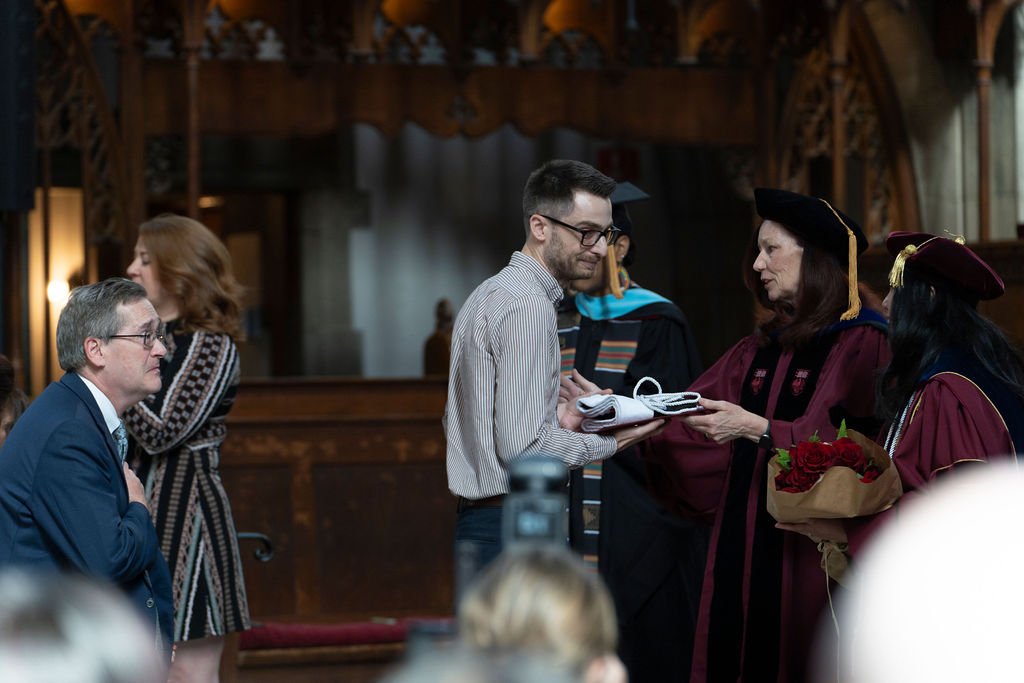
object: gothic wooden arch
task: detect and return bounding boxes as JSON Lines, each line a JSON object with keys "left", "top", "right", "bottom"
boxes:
{"left": 774, "top": 0, "right": 919, "bottom": 243}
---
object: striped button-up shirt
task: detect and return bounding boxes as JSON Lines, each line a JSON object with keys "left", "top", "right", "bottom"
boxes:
{"left": 444, "top": 251, "right": 617, "bottom": 498}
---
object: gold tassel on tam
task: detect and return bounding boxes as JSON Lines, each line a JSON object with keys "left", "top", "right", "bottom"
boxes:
{"left": 888, "top": 245, "right": 917, "bottom": 289}
{"left": 818, "top": 199, "right": 861, "bottom": 321}
{"left": 888, "top": 235, "right": 940, "bottom": 289}
{"left": 606, "top": 244, "right": 624, "bottom": 299}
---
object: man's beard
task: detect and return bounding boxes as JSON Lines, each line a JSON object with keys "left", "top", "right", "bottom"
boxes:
{"left": 543, "top": 237, "right": 597, "bottom": 285}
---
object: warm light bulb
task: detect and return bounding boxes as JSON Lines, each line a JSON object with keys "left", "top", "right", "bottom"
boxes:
{"left": 46, "top": 279, "right": 70, "bottom": 305}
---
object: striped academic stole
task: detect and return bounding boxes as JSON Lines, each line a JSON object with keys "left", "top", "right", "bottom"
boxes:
{"left": 558, "top": 313, "right": 643, "bottom": 570}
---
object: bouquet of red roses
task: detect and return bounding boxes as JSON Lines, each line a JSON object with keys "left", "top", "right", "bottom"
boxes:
{"left": 767, "top": 420, "right": 902, "bottom": 523}
{"left": 767, "top": 421, "right": 902, "bottom": 584}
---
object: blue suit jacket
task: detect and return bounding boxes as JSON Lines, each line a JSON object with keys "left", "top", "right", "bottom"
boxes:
{"left": 0, "top": 373, "right": 173, "bottom": 655}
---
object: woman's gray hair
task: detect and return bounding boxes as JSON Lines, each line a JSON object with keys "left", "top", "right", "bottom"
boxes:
{"left": 56, "top": 278, "right": 148, "bottom": 372}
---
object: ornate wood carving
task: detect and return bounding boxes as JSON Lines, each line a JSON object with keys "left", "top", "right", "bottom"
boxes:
{"left": 777, "top": 40, "right": 899, "bottom": 243}
{"left": 36, "top": 0, "right": 132, "bottom": 258}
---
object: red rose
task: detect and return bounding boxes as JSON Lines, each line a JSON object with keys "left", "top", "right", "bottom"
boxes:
{"left": 776, "top": 465, "right": 818, "bottom": 493}
{"left": 860, "top": 467, "right": 881, "bottom": 483}
{"left": 833, "top": 437, "right": 867, "bottom": 472}
{"left": 792, "top": 441, "right": 835, "bottom": 477}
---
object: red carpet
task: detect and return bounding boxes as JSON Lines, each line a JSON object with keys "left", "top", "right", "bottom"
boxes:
{"left": 239, "top": 618, "right": 454, "bottom": 650}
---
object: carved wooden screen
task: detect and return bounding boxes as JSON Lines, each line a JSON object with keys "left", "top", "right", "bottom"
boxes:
{"left": 778, "top": 45, "right": 896, "bottom": 244}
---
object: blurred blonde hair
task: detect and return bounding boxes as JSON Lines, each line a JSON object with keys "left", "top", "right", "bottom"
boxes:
{"left": 0, "top": 570, "right": 166, "bottom": 683}
{"left": 137, "top": 214, "right": 245, "bottom": 339}
{"left": 458, "top": 546, "right": 618, "bottom": 678}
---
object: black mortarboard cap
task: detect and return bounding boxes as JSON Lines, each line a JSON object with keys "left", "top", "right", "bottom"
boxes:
{"left": 754, "top": 188, "right": 867, "bottom": 320}
{"left": 610, "top": 182, "right": 650, "bottom": 237}
{"left": 754, "top": 188, "right": 868, "bottom": 266}
{"left": 611, "top": 181, "right": 650, "bottom": 206}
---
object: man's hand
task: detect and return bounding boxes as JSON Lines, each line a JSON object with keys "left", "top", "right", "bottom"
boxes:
{"left": 558, "top": 369, "right": 612, "bottom": 431}
{"left": 610, "top": 418, "right": 669, "bottom": 452}
{"left": 559, "top": 369, "right": 606, "bottom": 403}
{"left": 123, "top": 462, "right": 150, "bottom": 513}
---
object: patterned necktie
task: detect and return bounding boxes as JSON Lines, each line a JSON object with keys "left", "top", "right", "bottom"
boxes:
{"left": 113, "top": 421, "right": 128, "bottom": 464}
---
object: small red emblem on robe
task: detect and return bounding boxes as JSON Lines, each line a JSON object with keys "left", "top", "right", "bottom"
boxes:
{"left": 750, "top": 369, "right": 767, "bottom": 395}
{"left": 791, "top": 369, "right": 810, "bottom": 396}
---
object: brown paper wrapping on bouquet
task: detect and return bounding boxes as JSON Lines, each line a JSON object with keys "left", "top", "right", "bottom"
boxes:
{"left": 767, "top": 429, "right": 903, "bottom": 586}
{"left": 766, "top": 429, "right": 903, "bottom": 523}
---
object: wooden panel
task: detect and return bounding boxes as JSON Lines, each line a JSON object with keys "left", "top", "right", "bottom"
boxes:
{"left": 220, "top": 378, "right": 453, "bottom": 624}
{"left": 314, "top": 461, "right": 454, "bottom": 616}
{"left": 142, "top": 60, "right": 756, "bottom": 144}
{"left": 219, "top": 463, "right": 297, "bottom": 618}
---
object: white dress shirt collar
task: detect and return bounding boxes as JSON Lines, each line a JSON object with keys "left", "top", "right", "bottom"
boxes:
{"left": 76, "top": 375, "right": 122, "bottom": 435}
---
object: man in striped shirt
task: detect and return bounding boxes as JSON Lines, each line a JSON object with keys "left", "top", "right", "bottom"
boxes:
{"left": 444, "top": 159, "right": 667, "bottom": 569}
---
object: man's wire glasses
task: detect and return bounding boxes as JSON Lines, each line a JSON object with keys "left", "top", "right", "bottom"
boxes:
{"left": 540, "top": 214, "right": 622, "bottom": 247}
{"left": 109, "top": 329, "right": 166, "bottom": 349}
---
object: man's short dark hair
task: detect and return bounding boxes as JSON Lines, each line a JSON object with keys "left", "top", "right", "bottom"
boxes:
{"left": 56, "top": 278, "right": 149, "bottom": 372}
{"left": 522, "top": 160, "right": 616, "bottom": 232}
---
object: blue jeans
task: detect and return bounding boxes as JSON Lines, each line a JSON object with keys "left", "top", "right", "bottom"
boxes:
{"left": 453, "top": 506, "right": 503, "bottom": 601}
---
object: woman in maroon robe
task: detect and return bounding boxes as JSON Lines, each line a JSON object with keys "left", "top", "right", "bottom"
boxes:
{"left": 874, "top": 232, "right": 1024, "bottom": 504}
{"left": 638, "top": 189, "right": 890, "bottom": 683}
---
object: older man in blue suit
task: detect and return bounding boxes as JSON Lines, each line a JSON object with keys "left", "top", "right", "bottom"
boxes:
{"left": 0, "top": 277, "right": 174, "bottom": 661}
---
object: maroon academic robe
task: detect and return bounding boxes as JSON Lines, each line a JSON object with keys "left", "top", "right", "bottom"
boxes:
{"left": 847, "top": 368, "right": 1023, "bottom": 556}
{"left": 888, "top": 372, "right": 1018, "bottom": 488}
{"left": 639, "top": 321, "right": 890, "bottom": 683}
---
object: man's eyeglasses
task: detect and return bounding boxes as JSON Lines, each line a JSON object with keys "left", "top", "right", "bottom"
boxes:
{"left": 109, "top": 329, "right": 166, "bottom": 349}
{"left": 540, "top": 214, "right": 622, "bottom": 247}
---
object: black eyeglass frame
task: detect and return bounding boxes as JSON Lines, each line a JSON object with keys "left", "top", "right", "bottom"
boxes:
{"left": 108, "top": 330, "right": 167, "bottom": 349}
{"left": 539, "top": 214, "right": 623, "bottom": 247}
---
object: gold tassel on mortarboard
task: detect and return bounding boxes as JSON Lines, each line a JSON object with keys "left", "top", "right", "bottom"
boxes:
{"left": 888, "top": 235, "right": 943, "bottom": 289}
{"left": 817, "top": 199, "right": 860, "bottom": 321}
{"left": 606, "top": 244, "right": 624, "bottom": 299}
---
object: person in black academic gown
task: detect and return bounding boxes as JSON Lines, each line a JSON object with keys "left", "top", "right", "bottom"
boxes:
{"left": 557, "top": 182, "right": 707, "bottom": 683}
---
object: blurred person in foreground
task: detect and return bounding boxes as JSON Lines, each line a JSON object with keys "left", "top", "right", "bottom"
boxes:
{"left": 444, "top": 160, "right": 666, "bottom": 570}
{"left": 459, "top": 545, "right": 626, "bottom": 683}
{"left": 557, "top": 181, "right": 705, "bottom": 681}
{"left": 380, "top": 646, "right": 575, "bottom": 683}
{"left": 628, "top": 189, "right": 890, "bottom": 682}
{"left": 0, "top": 569, "right": 165, "bottom": 683}
{"left": 833, "top": 462, "right": 1024, "bottom": 682}
{"left": 124, "top": 214, "right": 251, "bottom": 681}
{"left": 0, "top": 278, "right": 174, "bottom": 659}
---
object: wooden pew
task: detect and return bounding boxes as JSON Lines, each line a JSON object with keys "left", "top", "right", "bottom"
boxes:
{"left": 217, "top": 377, "right": 453, "bottom": 681}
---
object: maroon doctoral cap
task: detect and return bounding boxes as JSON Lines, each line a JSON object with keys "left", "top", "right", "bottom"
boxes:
{"left": 886, "top": 231, "right": 1005, "bottom": 301}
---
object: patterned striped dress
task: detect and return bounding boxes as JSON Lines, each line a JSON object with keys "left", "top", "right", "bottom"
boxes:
{"left": 124, "top": 319, "right": 251, "bottom": 642}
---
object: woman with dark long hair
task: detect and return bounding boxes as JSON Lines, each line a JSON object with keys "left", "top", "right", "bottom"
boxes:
{"left": 879, "top": 232, "right": 1024, "bottom": 486}
{"left": 634, "top": 189, "right": 890, "bottom": 683}
{"left": 123, "top": 214, "right": 251, "bottom": 682}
